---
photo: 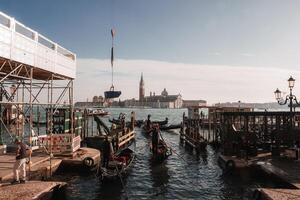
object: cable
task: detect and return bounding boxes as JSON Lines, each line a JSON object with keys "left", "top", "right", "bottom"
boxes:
{"left": 159, "top": 130, "right": 190, "bottom": 165}
{"left": 114, "top": 156, "right": 130, "bottom": 200}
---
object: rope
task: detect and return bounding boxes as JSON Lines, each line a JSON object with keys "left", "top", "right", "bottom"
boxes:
{"left": 158, "top": 130, "right": 210, "bottom": 188}
{"left": 159, "top": 131, "right": 190, "bottom": 165}
{"left": 96, "top": 154, "right": 130, "bottom": 199}
{"left": 115, "top": 158, "right": 130, "bottom": 200}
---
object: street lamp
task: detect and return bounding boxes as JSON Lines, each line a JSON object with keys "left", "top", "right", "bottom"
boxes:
{"left": 274, "top": 76, "right": 300, "bottom": 127}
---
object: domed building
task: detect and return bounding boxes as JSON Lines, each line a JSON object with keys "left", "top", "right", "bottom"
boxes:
{"left": 138, "top": 74, "right": 183, "bottom": 108}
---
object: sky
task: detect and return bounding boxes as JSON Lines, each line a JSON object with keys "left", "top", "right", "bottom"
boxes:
{"left": 1, "top": 0, "right": 300, "bottom": 104}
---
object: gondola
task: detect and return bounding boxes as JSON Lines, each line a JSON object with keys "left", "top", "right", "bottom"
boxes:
{"left": 109, "top": 118, "right": 144, "bottom": 127}
{"left": 141, "top": 118, "right": 169, "bottom": 136}
{"left": 159, "top": 123, "right": 181, "bottom": 131}
{"left": 153, "top": 118, "right": 168, "bottom": 127}
{"left": 143, "top": 123, "right": 181, "bottom": 135}
{"left": 151, "top": 139, "right": 172, "bottom": 163}
{"left": 142, "top": 124, "right": 152, "bottom": 136}
{"left": 99, "top": 148, "right": 135, "bottom": 181}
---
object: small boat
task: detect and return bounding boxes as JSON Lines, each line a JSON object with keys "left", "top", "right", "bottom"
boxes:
{"left": 141, "top": 118, "right": 168, "bottom": 136}
{"left": 99, "top": 148, "right": 135, "bottom": 181}
{"left": 87, "top": 108, "right": 109, "bottom": 116}
{"left": 109, "top": 118, "right": 144, "bottom": 127}
{"left": 151, "top": 139, "right": 172, "bottom": 163}
{"left": 153, "top": 118, "right": 168, "bottom": 127}
{"left": 142, "top": 124, "right": 152, "bottom": 136}
{"left": 160, "top": 123, "right": 181, "bottom": 131}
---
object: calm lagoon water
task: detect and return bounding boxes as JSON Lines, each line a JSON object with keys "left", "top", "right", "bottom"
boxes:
{"left": 55, "top": 108, "right": 287, "bottom": 200}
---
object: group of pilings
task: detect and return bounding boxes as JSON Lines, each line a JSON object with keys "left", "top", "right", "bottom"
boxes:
{"left": 180, "top": 116, "right": 221, "bottom": 152}
{"left": 220, "top": 111, "right": 300, "bottom": 157}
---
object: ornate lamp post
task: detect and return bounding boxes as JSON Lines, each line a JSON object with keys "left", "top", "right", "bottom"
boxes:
{"left": 274, "top": 76, "right": 300, "bottom": 127}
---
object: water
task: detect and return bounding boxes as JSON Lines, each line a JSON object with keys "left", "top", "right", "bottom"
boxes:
{"left": 55, "top": 108, "right": 288, "bottom": 200}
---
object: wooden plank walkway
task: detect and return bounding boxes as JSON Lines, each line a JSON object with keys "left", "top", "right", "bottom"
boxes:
{"left": 0, "top": 147, "right": 100, "bottom": 183}
{"left": 259, "top": 188, "right": 300, "bottom": 200}
{"left": 257, "top": 158, "right": 300, "bottom": 189}
{"left": 0, "top": 152, "right": 50, "bottom": 182}
{"left": 256, "top": 157, "right": 300, "bottom": 199}
{"left": 0, "top": 181, "right": 66, "bottom": 200}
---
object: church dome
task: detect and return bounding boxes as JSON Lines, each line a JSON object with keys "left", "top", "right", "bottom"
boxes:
{"left": 161, "top": 88, "right": 168, "bottom": 97}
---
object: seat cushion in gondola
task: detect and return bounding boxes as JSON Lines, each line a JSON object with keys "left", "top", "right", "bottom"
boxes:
{"left": 115, "top": 156, "right": 127, "bottom": 164}
{"left": 107, "top": 160, "right": 124, "bottom": 169}
{"left": 104, "top": 91, "right": 122, "bottom": 99}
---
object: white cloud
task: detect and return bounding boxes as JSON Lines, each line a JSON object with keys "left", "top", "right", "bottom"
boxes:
{"left": 240, "top": 53, "right": 255, "bottom": 57}
{"left": 74, "top": 58, "right": 300, "bottom": 104}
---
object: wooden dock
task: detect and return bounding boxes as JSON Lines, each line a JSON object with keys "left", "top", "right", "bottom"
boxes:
{"left": 0, "top": 147, "right": 100, "bottom": 183}
{"left": 257, "top": 157, "right": 300, "bottom": 189}
{"left": 252, "top": 156, "right": 300, "bottom": 199}
{"left": 0, "top": 181, "right": 66, "bottom": 200}
{"left": 258, "top": 188, "right": 300, "bottom": 200}
{"left": 0, "top": 152, "right": 51, "bottom": 182}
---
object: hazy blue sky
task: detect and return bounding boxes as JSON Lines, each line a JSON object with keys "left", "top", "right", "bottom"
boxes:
{"left": 2, "top": 1, "right": 300, "bottom": 103}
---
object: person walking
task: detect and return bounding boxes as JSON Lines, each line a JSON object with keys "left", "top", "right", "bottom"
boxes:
{"left": 11, "top": 138, "right": 28, "bottom": 184}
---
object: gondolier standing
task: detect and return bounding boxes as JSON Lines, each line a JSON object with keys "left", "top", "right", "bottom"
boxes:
{"left": 11, "top": 138, "right": 28, "bottom": 184}
{"left": 152, "top": 125, "right": 159, "bottom": 155}
{"left": 146, "top": 114, "right": 151, "bottom": 130}
{"left": 102, "top": 136, "right": 111, "bottom": 168}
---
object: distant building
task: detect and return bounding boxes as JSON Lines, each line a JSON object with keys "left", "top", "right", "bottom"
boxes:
{"left": 75, "top": 95, "right": 104, "bottom": 107}
{"left": 92, "top": 95, "right": 104, "bottom": 103}
{"left": 141, "top": 89, "right": 182, "bottom": 108}
{"left": 138, "top": 74, "right": 182, "bottom": 108}
{"left": 123, "top": 74, "right": 208, "bottom": 109}
{"left": 139, "top": 73, "right": 145, "bottom": 101}
{"left": 182, "top": 100, "right": 207, "bottom": 108}
{"left": 75, "top": 102, "right": 103, "bottom": 107}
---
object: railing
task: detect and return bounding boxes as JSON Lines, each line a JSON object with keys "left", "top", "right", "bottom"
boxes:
{"left": 38, "top": 134, "right": 81, "bottom": 154}
{"left": 0, "top": 11, "right": 76, "bottom": 79}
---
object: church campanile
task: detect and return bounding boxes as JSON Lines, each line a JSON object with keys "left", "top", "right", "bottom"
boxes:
{"left": 139, "top": 73, "right": 145, "bottom": 101}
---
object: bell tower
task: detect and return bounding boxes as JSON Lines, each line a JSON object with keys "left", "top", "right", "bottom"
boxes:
{"left": 139, "top": 73, "right": 145, "bottom": 101}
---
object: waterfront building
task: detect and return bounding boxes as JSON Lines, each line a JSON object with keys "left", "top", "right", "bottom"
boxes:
{"left": 182, "top": 100, "right": 207, "bottom": 108}
{"left": 138, "top": 74, "right": 183, "bottom": 108}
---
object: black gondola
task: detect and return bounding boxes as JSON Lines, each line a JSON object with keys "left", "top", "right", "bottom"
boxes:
{"left": 159, "top": 124, "right": 181, "bottom": 131}
{"left": 151, "top": 139, "right": 172, "bottom": 163}
{"left": 99, "top": 148, "right": 135, "bottom": 181}
{"left": 141, "top": 118, "right": 169, "bottom": 136}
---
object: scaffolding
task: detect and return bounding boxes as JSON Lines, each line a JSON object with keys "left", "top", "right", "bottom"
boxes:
{"left": 0, "top": 11, "right": 79, "bottom": 154}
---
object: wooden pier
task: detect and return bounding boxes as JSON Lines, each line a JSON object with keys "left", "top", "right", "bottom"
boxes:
{"left": 180, "top": 106, "right": 253, "bottom": 152}
{"left": 0, "top": 181, "right": 66, "bottom": 200}
{"left": 0, "top": 147, "right": 100, "bottom": 182}
{"left": 84, "top": 113, "right": 136, "bottom": 153}
{"left": 216, "top": 110, "right": 300, "bottom": 199}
